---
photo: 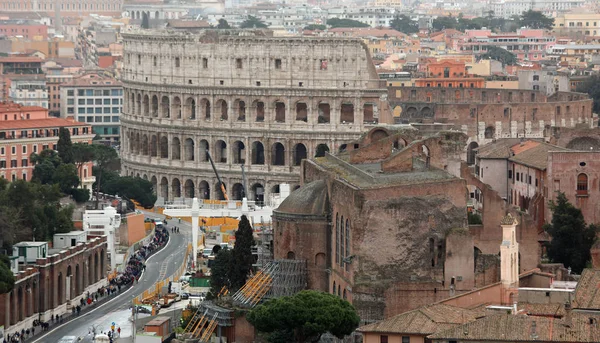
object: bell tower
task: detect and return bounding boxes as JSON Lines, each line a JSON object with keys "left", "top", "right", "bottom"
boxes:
{"left": 500, "top": 213, "right": 519, "bottom": 305}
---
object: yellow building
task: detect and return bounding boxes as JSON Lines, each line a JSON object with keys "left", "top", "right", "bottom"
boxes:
{"left": 554, "top": 13, "right": 600, "bottom": 36}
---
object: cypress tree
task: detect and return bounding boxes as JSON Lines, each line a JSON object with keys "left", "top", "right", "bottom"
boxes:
{"left": 230, "top": 215, "right": 255, "bottom": 290}
{"left": 57, "top": 127, "right": 73, "bottom": 164}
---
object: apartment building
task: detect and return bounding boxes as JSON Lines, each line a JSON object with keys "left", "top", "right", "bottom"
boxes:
{"left": 554, "top": 13, "right": 600, "bottom": 37}
{"left": 8, "top": 77, "right": 47, "bottom": 108}
{"left": 60, "top": 73, "right": 122, "bottom": 144}
{"left": 489, "top": 0, "right": 585, "bottom": 19}
{"left": 0, "top": 20, "right": 48, "bottom": 39}
{"left": 456, "top": 29, "right": 555, "bottom": 62}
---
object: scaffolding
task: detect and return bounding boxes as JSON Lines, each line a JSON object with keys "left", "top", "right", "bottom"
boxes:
{"left": 252, "top": 226, "right": 274, "bottom": 269}
{"left": 232, "top": 259, "right": 307, "bottom": 308}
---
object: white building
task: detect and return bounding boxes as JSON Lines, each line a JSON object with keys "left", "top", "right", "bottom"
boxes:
{"left": 83, "top": 206, "right": 120, "bottom": 271}
{"left": 490, "top": 0, "right": 585, "bottom": 19}
{"left": 336, "top": 8, "right": 397, "bottom": 28}
{"left": 9, "top": 79, "right": 48, "bottom": 109}
{"left": 12, "top": 241, "right": 48, "bottom": 264}
{"left": 53, "top": 231, "right": 88, "bottom": 249}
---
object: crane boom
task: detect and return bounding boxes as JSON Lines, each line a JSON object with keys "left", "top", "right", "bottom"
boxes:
{"left": 206, "top": 151, "right": 229, "bottom": 201}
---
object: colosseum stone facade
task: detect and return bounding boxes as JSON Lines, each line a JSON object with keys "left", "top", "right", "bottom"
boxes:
{"left": 120, "top": 29, "right": 390, "bottom": 202}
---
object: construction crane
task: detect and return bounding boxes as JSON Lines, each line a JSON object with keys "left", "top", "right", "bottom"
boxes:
{"left": 206, "top": 151, "right": 228, "bottom": 201}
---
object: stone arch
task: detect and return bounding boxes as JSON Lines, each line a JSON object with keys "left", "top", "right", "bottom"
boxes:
{"left": 251, "top": 141, "right": 265, "bottom": 165}
{"left": 184, "top": 97, "right": 196, "bottom": 119}
{"left": 198, "top": 180, "right": 210, "bottom": 199}
{"left": 160, "top": 95, "right": 170, "bottom": 118}
{"left": 100, "top": 250, "right": 105, "bottom": 278}
{"left": 293, "top": 143, "right": 307, "bottom": 166}
{"left": 184, "top": 138, "right": 195, "bottom": 161}
{"left": 94, "top": 251, "right": 99, "bottom": 282}
{"left": 421, "top": 144, "right": 430, "bottom": 157}
{"left": 143, "top": 94, "right": 149, "bottom": 116}
{"left": 160, "top": 177, "right": 169, "bottom": 199}
{"left": 467, "top": 141, "right": 479, "bottom": 165}
{"left": 66, "top": 265, "right": 73, "bottom": 300}
{"left": 151, "top": 176, "right": 157, "bottom": 194}
{"left": 143, "top": 174, "right": 148, "bottom": 180}
{"left": 251, "top": 183, "right": 264, "bottom": 203}
{"left": 215, "top": 181, "right": 227, "bottom": 200}
{"left": 172, "top": 137, "right": 181, "bottom": 160}
{"left": 160, "top": 136, "right": 169, "bottom": 158}
{"left": 340, "top": 103, "right": 354, "bottom": 123}
{"left": 234, "top": 99, "right": 246, "bottom": 121}
{"left": 406, "top": 106, "right": 417, "bottom": 117}
{"left": 215, "top": 140, "right": 227, "bottom": 163}
{"left": 172, "top": 178, "right": 181, "bottom": 198}
{"left": 271, "top": 184, "right": 280, "bottom": 194}
{"left": 370, "top": 129, "right": 389, "bottom": 142}
{"left": 232, "top": 141, "right": 245, "bottom": 164}
{"left": 274, "top": 100, "right": 286, "bottom": 122}
{"left": 199, "top": 139, "right": 209, "bottom": 162}
{"left": 287, "top": 251, "right": 295, "bottom": 259}
{"left": 150, "top": 135, "right": 158, "bottom": 156}
{"left": 566, "top": 136, "right": 600, "bottom": 150}
{"left": 484, "top": 126, "right": 495, "bottom": 139}
{"left": 231, "top": 183, "right": 245, "bottom": 200}
{"left": 318, "top": 102, "right": 331, "bottom": 123}
{"left": 216, "top": 99, "right": 228, "bottom": 120}
{"left": 87, "top": 255, "right": 93, "bottom": 287}
{"left": 295, "top": 101, "right": 308, "bottom": 122}
{"left": 421, "top": 106, "right": 433, "bottom": 117}
{"left": 172, "top": 96, "right": 182, "bottom": 119}
{"left": 135, "top": 132, "right": 141, "bottom": 154}
{"left": 252, "top": 100, "right": 265, "bottom": 122}
{"left": 151, "top": 95, "right": 159, "bottom": 117}
{"left": 272, "top": 142, "right": 285, "bottom": 166}
{"left": 75, "top": 263, "right": 81, "bottom": 295}
{"left": 315, "top": 252, "right": 326, "bottom": 267}
{"left": 339, "top": 144, "right": 347, "bottom": 153}
{"left": 201, "top": 98, "right": 211, "bottom": 119}
{"left": 129, "top": 91, "right": 135, "bottom": 114}
{"left": 17, "top": 285, "right": 24, "bottom": 321}
{"left": 137, "top": 93, "right": 142, "bottom": 116}
{"left": 315, "top": 144, "right": 330, "bottom": 157}
{"left": 184, "top": 179, "right": 195, "bottom": 198}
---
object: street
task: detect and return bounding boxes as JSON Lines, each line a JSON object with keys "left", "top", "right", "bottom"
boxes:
{"left": 32, "top": 215, "right": 191, "bottom": 343}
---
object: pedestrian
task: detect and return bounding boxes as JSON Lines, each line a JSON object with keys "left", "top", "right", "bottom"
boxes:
{"left": 31, "top": 327, "right": 35, "bottom": 336}
{"left": 117, "top": 327, "right": 121, "bottom": 335}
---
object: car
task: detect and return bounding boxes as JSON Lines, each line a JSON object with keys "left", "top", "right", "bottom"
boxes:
{"left": 135, "top": 306, "right": 152, "bottom": 314}
{"left": 58, "top": 336, "right": 79, "bottom": 343}
{"left": 181, "top": 293, "right": 190, "bottom": 299}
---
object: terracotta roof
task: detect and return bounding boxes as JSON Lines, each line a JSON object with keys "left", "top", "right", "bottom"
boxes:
{"left": 48, "top": 58, "right": 83, "bottom": 68}
{"left": 573, "top": 269, "right": 600, "bottom": 310}
{"left": 358, "top": 304, "right": 481, "bottom": 335}
{"left": 0, "top": 103, "right": 45, "bottom": 113}
{"left": 519, "top": 303, "right": 566, "bottom": 317}
{"left": 475, "top": 139, "right": 522, "bottom": 159}
{"left": 429, "top": 313, "right": 600, "bottom": 342}
{"left": 0, "top": 118, "right": 87, "bottom": 130}
{"left": 510, "top": 140, "right": 540, "bottom": 155}
{"left": 0, "top": 56, "right": 42, "bottom": 63}
{"left": 509, "top": 142, "right": 570, "bottom": 170}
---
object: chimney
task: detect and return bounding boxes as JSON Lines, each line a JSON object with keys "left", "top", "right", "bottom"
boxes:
{"left": 564, "top": 302, "right": 572, "bottom": 328}
{"left": 500, "top": 213, "right": 519, "bottom": 305}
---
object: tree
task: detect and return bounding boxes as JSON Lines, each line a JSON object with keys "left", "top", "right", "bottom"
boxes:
{"left": 141, "top": 12, "right": 150, "bottom": 29}
{"left": 101, "top": 176, "right": 156, "bottom": 208}
{"left": 480, "top": 46, "right": 517, "bottom": 66}
{"left": 518, "top": 10, "right": 554, "bottom": 29}
{"left": 0, "top": 206, "right": 24, "bottom": 250}
{"left": 240, "top": 16, "right": 268, "bottom": 29}
{"left": 304, "top": 24, "right": 326, "bottom": 31}
{"left": 216, "top": 18, "right": 231, "bottom": 29}
{"left": 57, "top": 127, "right": 73, "bottom": 164}
{"left": 209, "top": 248, "right": 233, "bottom": 297}
{"left": 432, "top": 16, "right": 457, "bottom": 31}
{"left": 544, "top": 192, "right": 598, "bottom": 273}
{"left": 53, "top": 163, "right": 80, "bottom": 194}
{"left": 576, "top": 75, "right": 600, "bottom": 113}
{"left": 0, "top": 255, "right": 15, "bottom": 294}
{"left": 72, "top": 143, "right": 95, "bottom": 184}
{"left": 247, "top": 290, "right": 360, "bottom": 343}
{"left": 327, "top": 18, "right": 370, "bottom": 29}
{"left": 230, "top": 215, "right": 255, "bottom": 290}
{"left": 91, "top": 144, "right": 118, "bottom": 209}
{"left": 389, "top": 14, "right": 418, "bottom": 34}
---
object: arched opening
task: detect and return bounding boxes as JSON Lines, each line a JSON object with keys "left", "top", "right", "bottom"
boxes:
{"left": 94, "top": 253, "right": 99, "bottom": 283}
{"left": 235, "top": 99, "right": 246, "bottom": 121}
{"left": 185, "top": 97, "right": 196, "bottom": 119}
{"left": 87, "top": 255, "right": 93, "bottom": 287}
{"left": 150, "top": 135, "right": 158, "bottom": 156}
{"left": 271, "top": 184, "right": 280, "bottom": 194}
{"left": 66, "top": 265, "right": 72, "bottom": 301}
{"left": 339, "top": 144, "right": 347, "bottom": 153}
{"left": 160, "top": 136, "right": 169, "bottom": 158}
{"left": 254, "top": 100, "right": 265, "bottom": 122}
{"left": 315, "top": 144, "right": 329, "bottom": 157}
{"left": 216, "top": 99, "right": 228, "bottom": 120}
{"left": 333, "top": 281, "right": 336, "bottom": 294}
{"left": 17, "top": 286, "right": 24, "bottom": 321}
{"left": 406, "top": 106, "right": 417, "bottom": 117}
{"left": 184, "top": 138, "right": 195, "bottom": 161}
{"left": 135, "top": 132, "right": 141, "bottom": 154}
{"left": 421, "top": 106, "right": 432, "bottom": 117}
{"left": 160, "top": 177, "right": 169, "bottom": 199}
{"left": 142, "top": 95, "right": 149, "bottom": 116}
{"left": 199, "top": 140, "right": 209, "bottom": 162}
{"left": 577, "top": 173, "right": 588, "bottom": 195}
{"left": 184, "top": 179, "right": 195, "bottom": 198}
{"left": 172, "top": 178, "right": 181, "bottom": 198}
{"left": 340, "top": 103, "right": 354, "bottom": 123}
{"left": 172, "top": 96, "right": 182, "bottom": 119}
{"left": 151, "top": 176, "right": 157, "bottom": 195}
{"left": 318, "top": 103, "right": 330, "bottom": 123}
{"left": 75, "top": 264, "right": 80, "bottom": 295}
{"left": 484, "top": 126, "right": 495, "bottom": 139}
{"left": 315, "top": 253, "right": 326, "bottom": 267}
{"left": 215, "top": 140, "right": 227, "bottom": 163}
{"left": 151, "top": 95, "right": 158, "bottom": 117}
{"left": 136, "top": 94, "right": 142, "bottom": 116}
{"left": 215, "top": 182, "right": 227, "bottom": 200}
{"left": 272, "top": 143, "right": 285, "bottom": 166}
{"left": 293, "top": 143, "right": 307, "bottom": 166}
{"left": 231, "top": 183, "right": 245, "bottom": 200}
{"left": 566, "top": 136, "right": 600, "bottom": 150}
{"left": 467, "top": 141, "right": 479, "bottom": 165}
{"left": 275, "top": 101, "right": 286, "bottom": 122}
{"left": 196, "top": 181, "right": 210, "bottom": 200}
{"left": 155, "top": 10, "right": 159, "bottom": 19}
{"left": 370, "top": 129, "right": 389, "bottom": 142}
{"left": 100, "top": 250, "right": 105, "bottom": 279}
{"left": 363, "top": 103, "right": 377, "bottom": 123}
{"left": 160, "top": 96, "right": 170, "bottom": 118}
{"left": 201, "top": 98, "right": 211, "bottom": 119}
{"left": 421, "top": 145, "right": 430, "bottom": 157}
{"left": 143, "top": 174, "right": 148, "bottom": 180}
{"left": 172, "top": 137, "right": 181, "bottom": 160}
{"left": 287, "top": 251, "right": 295, "bottom": 259}
{"left": 296, "top": 102, "right": 308, "bottom": 122}
{"left": 251, "top": 141, "right": 265, "bottom": 165}
{"left": 232, "top": 141, "right": 245, "bottom": 164}
{"left": 251, "top": 183, "right": 264, "bottom": 203}
{"left": 129, "top": 92, "right": 134, "bottom": 114}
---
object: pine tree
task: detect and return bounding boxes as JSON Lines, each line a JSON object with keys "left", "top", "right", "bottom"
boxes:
{"left": 230, "top": 215, "right": 255, "bottom": 290}
{"left": 209, "top": 248, "right": 232, "bottom": 298}
{"left": 57, "top": 127, "right": 73, "bottom": 164}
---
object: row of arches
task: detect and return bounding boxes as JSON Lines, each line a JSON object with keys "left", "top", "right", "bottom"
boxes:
{"left": 126, "top": 132, "right": 330, "bottom": 167}
{"left": 125, "top": 91, "right": 379, "bottom": 124}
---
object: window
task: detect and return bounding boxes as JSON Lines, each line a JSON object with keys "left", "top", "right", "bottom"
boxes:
{"left": 22, "top": 145, "right": 26, "bottom": 154}
{"left": 533, "top": 75, "right": 540, "bottom": 81}
{"left": 380, "top": 336, "right": 389, "bottom": 343}
{"left": 202, "top": 58, "right": 208, "bottom": 68}
{"left": 10, "top": 160, "right": 16, "bottom": 168}
{"left": 577, "top": 173, "right": 588, "bottom": 195}
{"left": 236, "top": 58, "right": 242, "bottom": 69}
{"left": 508, "top": 170, "right": 512, "bottom": 179}
{"left": 402, "top": 336, "right": 410, "bottom": 343}
{"left": 0, "top": 161, "right": 5, "bottom": 168}
{"left": 153, "top": 56, "right": 157, "bottom": 66}
{"left": 67, "top": 90, "right": 74, "bottom": 96}
{"left": 138, "top": 54, "right": 141, "bottom": 65}
{"left": 175, "top": 57, "right": 180, "bottom": 68}
{"left": 112, "top": 116, "right": 119, "bottom": 122}
{"left": 21, "top": 159, "right": 27, "bottom": 167}
{"left": 0, "top": 147, "right": 4, "bottom": 155}
{"left": 11, "top": 146, "right": 15, "bottom": 154}
{"left": 275, "top": 59, "right": 282, "bottom": 69}
{"left": 516, "top": 172, "right": 520, "bottom": 181}
{"left": 33, "top": 145, "right": 37, "bottom": 153}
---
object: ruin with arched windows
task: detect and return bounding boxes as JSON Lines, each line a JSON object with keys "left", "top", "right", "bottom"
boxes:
{"left": 120, "top": 29, "right": 389, "bottom": 202}
{"left": 0, "top": 236, "right": 108, "bottom": 333}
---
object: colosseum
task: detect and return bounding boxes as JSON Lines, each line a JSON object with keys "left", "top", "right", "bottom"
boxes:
{"left": 120, "top": 29, "right": 390, "bottom": 202}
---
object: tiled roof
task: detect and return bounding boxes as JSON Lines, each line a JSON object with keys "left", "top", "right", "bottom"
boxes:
{"left": 357, "top": 304, "right": 481, "bottom": 335}
{"left": 0, "top": 56, "right": 43, "bottom": 63}
{"left": 0, "top": 118, "right": 88, "bottom": 130}
{"left": 518, "top": 303, "right": 565, "bottom": 317}
{"left": 429, "top": 313, "right": 600, "bottom": 342}
{"left": 573, "top": 269, "right": 600, "bottom": 310}
{"left": 476, "top": 138, "right": 522, "bottom": 159}
{"left": 509, "top": 142, "right": 570, "bottom": 170}
{"left": 510, "top": 140, "right": 540, "bottom": 155}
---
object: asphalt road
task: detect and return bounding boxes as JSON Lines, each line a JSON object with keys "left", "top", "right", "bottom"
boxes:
{"left": 32, "top": 218, "right": 190, "bottom": 343}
